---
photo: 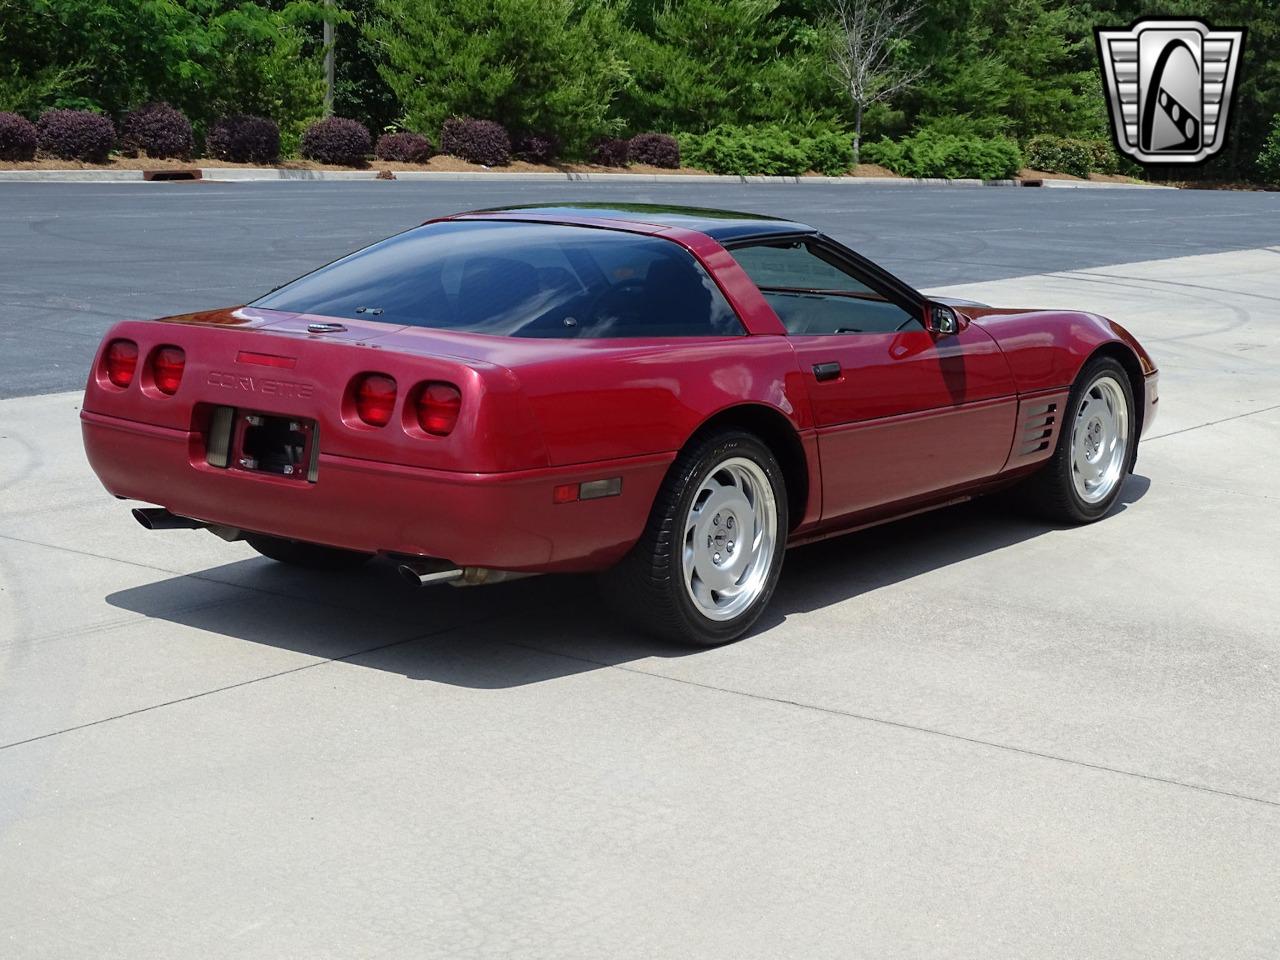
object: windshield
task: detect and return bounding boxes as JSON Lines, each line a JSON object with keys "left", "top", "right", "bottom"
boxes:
{"left": 252, "top": 220, "right": 744, "bottom": 339}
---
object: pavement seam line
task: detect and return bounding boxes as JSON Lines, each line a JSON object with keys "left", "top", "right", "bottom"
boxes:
{"left": 0, "top": 606, "right": 526, "bottom": 753}
{"left": 505, "top": 640, "right": 1280, "bottom": 811}
{"left": 1060, "top": 268, "right": 1280, "bottom": 305}
{"left": 1146, "top": 403, "right": 1280, "bottom": 442}
{"left": 0, "top": 530, "right": 432, "bottom": 623}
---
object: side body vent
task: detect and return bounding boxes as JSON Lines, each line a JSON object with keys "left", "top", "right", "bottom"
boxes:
{"left": 1020, "top": 401, "right": 1057, "bottom": 456}
{"left": 1005, "top": 390, "right": 1071, "bottom": 469}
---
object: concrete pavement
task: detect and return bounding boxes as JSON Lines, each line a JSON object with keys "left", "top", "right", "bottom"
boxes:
{"left": 2, "top": 241, "right": 1279, "bottom": 957}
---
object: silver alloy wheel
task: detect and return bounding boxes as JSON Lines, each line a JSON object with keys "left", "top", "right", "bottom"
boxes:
{"left": 681, "top": 456, "right": 778, "bottom": 622}
{"left": 1071, "top": 373, "right": 1131, "bottom": 504}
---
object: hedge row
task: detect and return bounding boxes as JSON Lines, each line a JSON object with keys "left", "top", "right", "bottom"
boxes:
{"left": 1024, "top": 135, "right": 1128, "bottom": 177}
{"left": 677, "top": 125, "right": 853, "bottom": 176}
{"left": 862, "top": 132, "right": 1022, "bottom": 180}
{"left": 11, "top": 102, "right": 1102, "bottom": 181}
{"left": 0, "top": 105, "right": 279, "bottom": 163}
{"left": 0, "top": 103, "right": 685, "bottom": 170}
{"left": 292, "top": 116, "right": 683, "bottom": 169}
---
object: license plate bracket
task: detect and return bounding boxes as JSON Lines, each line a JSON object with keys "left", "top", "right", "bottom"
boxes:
{"left": 226, "top": 409, "right": 318, "bottom": 482}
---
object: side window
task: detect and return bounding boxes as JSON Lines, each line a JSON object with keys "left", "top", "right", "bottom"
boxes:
{"left": 731, "top": 241, "right": 922, "bottom": 336}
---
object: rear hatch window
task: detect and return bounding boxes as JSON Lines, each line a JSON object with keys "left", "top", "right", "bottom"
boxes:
{"left": 252, "top": 220, "right": 744, "bottom": 339}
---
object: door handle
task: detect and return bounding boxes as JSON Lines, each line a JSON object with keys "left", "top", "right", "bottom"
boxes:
{"left": 812, "top": 361, "right": 841, "bottom": 382}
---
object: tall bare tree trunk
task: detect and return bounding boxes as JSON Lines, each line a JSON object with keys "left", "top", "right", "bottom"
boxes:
{"left": 825, "top": 0, "right": 925, "bottom": 168}
{"left": 853, "top": 102, "right": 863, "bottom": 165}
{"left": 323, "top": 0, "right": 336, "bottom": 117}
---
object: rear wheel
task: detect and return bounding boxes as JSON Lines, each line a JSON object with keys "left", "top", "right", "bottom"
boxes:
{"left": 245, "top": 534, "right": 373, "bottom": 571}
{"left": 1017, "top": 356, "right": 1136, "bottom": 523}
{"left": 601, "top": 430, "right": 788, "bottom": 646}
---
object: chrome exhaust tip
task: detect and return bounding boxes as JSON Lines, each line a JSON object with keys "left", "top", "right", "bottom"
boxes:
{"left": 396, "top": 560, "right": 537, "bottom": 588}
{"left": 131, "top": 507, "right": 205, "bottom": 531}
{"left": 398, "top": 559, "right": 465, "bottom": 587}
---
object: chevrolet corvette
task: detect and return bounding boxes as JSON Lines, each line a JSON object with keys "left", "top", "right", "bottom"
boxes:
{"left": 81, "top": 204, "right": 1158, "bottom": 645}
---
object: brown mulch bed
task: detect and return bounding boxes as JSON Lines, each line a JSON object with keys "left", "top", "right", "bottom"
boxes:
{"left": 0, "top": 154, "right": 717, "bottom": 175}
{"left": 1019, "top": 167, "right": 1145, "bottom": 184}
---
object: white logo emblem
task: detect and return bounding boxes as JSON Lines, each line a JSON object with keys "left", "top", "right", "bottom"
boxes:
{"left": 1096, "top": 18, "right": 1246, "bottom": 165}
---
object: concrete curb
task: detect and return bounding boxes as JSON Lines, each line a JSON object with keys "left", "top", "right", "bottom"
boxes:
{"left": 1031, "top": 178, "right": 1174, "bottom": 189}
{"left": 0, "top": 169, "right": 147, "bottom": 181}
{"left": 0, "top": 167, "right": 1172, "bottom": 188}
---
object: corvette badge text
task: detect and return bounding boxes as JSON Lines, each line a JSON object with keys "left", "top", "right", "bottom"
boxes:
{"left": 208, "top": 371, "right": 315, "bottom": 399}
{"left": 1096, "top": 17, "right": 1246, "bottom": 165}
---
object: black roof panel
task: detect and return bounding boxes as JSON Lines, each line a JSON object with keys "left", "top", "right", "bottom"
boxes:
{"left": 476, "top": 203, "right": 815, "bottom": 241}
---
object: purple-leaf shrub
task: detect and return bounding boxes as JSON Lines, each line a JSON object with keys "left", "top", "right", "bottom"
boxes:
{"left": 512, "top": 131, "right": 560, "bottom": 164}
{"left": 121, "top": 102, "right": 194, "bottom": 159}
{"left": 374, "top": 131, "right": 434, "bottom": 163}
{"left": 36, "top": 109, "right": 115, "bottom": 162}
{"left": 628, "top": 132, "right": 680, "bottom": 168}
{"left": 206, "top": 115, "right": 281, "bottom": 164}
{"left": 440, "top": 118, "right": 511, "bottom": 166}
{"left": 589, "top": 137, "right": 629, "bottom": 167}
{"left": 0, "top": 112, "right": 38, "bottom": 161}
{"left": 300, "top": 117, "right": 372, "bottom": 166}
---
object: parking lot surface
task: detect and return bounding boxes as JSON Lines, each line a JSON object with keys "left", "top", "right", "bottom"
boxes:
{"left": 2, "top": 183, "right": 1279, "bottom": 958}
{"left": 3, "top": 179, "right": 1279, "bottom": 398}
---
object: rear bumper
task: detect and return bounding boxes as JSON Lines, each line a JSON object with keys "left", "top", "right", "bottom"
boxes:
{"left": 82, "top": 411, "right": 672, "bottom": 572}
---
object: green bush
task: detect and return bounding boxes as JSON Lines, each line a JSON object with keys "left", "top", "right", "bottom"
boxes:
{"left": 1053, "top": 138, "right": 1092, "bottom": 178}
{"left": 1086, "top": 139, "right": 1122, "bottom": 176}
{"left": 804, "top": 129, "right": 854, "bottom": 176}
{"left": 1023, "top": 134, "right": 1138, "bottom": 178}
{"left": 1024, "top": 134, "right": 1094, "bottom": 177}
{"left": 862, "top": 132, "right": 1021, "bottom": 180}
{"left": 1024, "top": 134, "right": 1062, "bottom": 172}
{"left": 677, "top": 124, "right": 852, "bottom": 176}
{"left": 1258, "top": 115, "right": 1280, "bottom": 185}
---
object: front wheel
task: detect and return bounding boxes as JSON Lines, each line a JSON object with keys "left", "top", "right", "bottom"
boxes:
{"left": 601, "top": 430, "right": 788, "bottom": 647}
{"left": 1016, "top": 356, "right": 1137, "bottom": 523}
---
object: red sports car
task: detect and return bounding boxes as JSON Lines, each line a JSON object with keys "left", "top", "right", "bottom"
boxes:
{"left": 82, "top": 204, "right": 1158, "bottom": 645}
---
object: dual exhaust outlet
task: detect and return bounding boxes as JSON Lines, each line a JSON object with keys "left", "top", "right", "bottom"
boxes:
{"left": 131, "top": 507, "right": 527, "bottom": 588}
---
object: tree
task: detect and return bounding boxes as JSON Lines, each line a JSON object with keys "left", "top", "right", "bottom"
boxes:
{"left": 825, "top": 0, "right": 926, "bottom": 162}
{"left": 0, "top": 0, "right": 324, "bottom": 137}
{"left": 367, "top": 0, "right": 629, "bottom": 150}
{"left": 617, "top": 0, "right": 839, "bottom": 133}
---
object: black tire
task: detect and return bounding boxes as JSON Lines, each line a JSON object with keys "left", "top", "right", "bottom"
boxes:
{"left": 245, "top": 534, "right": 373, "bottom": 571}
{"left": 1015, "top": 356, "right": 1137, "bottom": 524}
{"left": 600, "top": 429, "right": 788, "bottom": 647}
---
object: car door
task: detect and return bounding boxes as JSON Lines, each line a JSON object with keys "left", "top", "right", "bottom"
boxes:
{"left": 727, "top": 237, "right": 1018, "bottom": 523}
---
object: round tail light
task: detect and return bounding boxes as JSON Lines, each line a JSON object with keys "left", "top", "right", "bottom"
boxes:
{"left": 104, "top": 339, "right": 139, "bottom": 387}
{"left": 152, "top": 346, "right": 186, "bottom": 395}
{"left": 354, "top": 374, "right": 397, "bottom": 426}
{"left": 415, "top": 382, "right": 461, "bottom": 436}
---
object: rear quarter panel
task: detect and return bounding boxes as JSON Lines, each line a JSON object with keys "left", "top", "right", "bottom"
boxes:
{"left": 464, "top": 336, "right": 812, "bottom": 466}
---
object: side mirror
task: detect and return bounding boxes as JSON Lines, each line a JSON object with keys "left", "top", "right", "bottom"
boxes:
{"left": 926, "top": 302, "right": 968, "bottom": 337}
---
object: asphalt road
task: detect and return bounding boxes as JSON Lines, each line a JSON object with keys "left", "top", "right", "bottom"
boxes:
{"left": 2, "top": 183, "right": 1280, "bottom": 957}
{"left": 2, "top": 179, "right": 1279, "bottom": 397}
